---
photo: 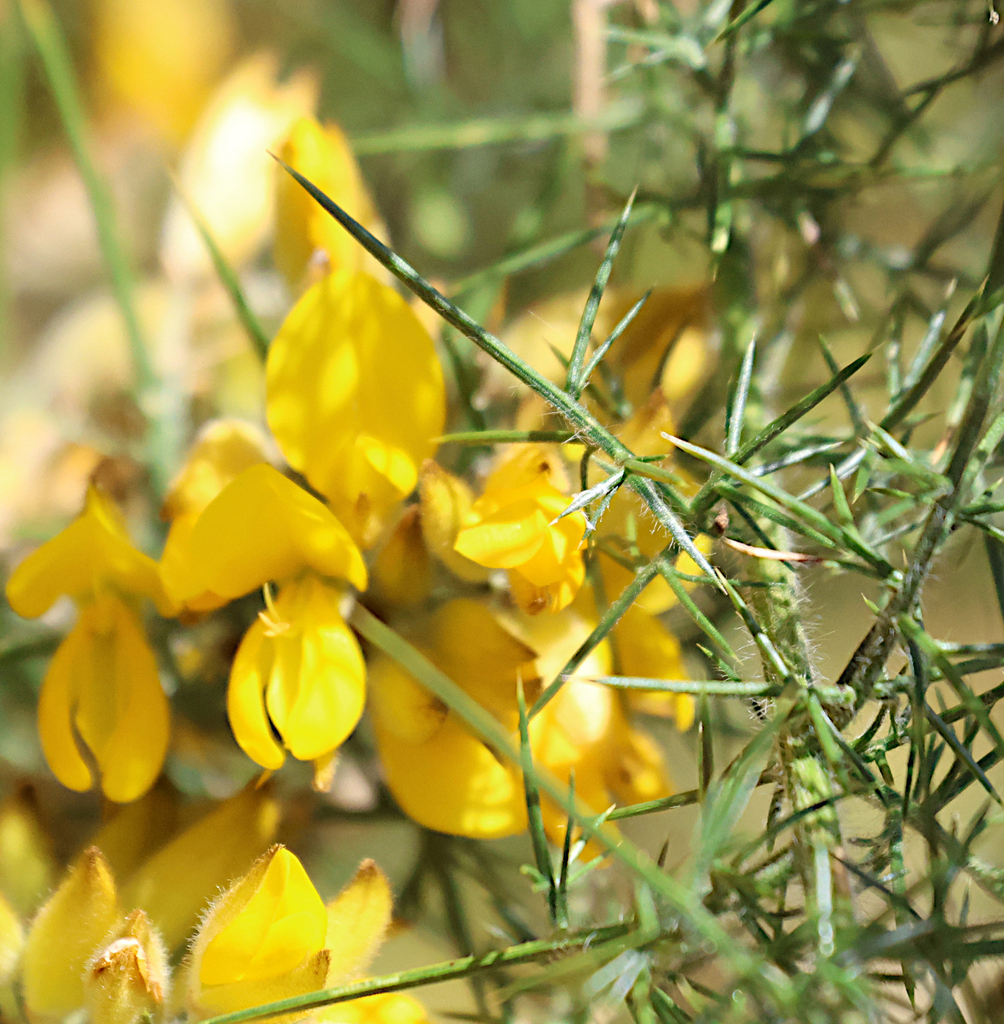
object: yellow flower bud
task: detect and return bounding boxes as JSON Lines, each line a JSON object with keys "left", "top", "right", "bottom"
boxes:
{"left": 187, "top": 846, "right": 329, "bottom": 1017}
{"left": 417, "top": 461, "right": 490, "bottom": 583}
{"left": 371, "top": 506, "right": 432, "bottom": 608}
{"left": 228, "top": 575, "right": 366, "bottom": 770}
{"left": 85, "top": 909, "right": 170, "bottom": 1024}
{"left": 266, "top": 270, "right": 446, "bottom": 548}
{"left": 275, "top": 116, "right": 389, "bottom": 290}
{"left": 37, "top": 594, "right": 169, "bottom": 803}
{"left": 121, "top": 785, "right": 280, "bottom": 950}
{"left": 370, "top": 599, "right": 535, "bottom": 838}
{"left": 5, "top": 485, "right": 172, "bottom": 619}
{"left": 0, "top": 788, "right": 56, "bottom": 917}
{"left": 0, "top": 892, "right": 23, "bottom": 987}
{"left": 324, "top": 860, "right": 392, "bottom": 986}
{"left": 186, "top": 463, "right": 368, "bottom": 600}
{"left": 22, "top": 847, "right": 122, "bottom": 1020}
{"left": 453, "top": 446, "right": 586, "bottom": 614}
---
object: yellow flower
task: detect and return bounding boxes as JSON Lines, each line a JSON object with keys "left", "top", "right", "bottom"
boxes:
{"left": 369, "top": 599, "right": 538, "bottom": 838}
{"left": 84, "top": 909, "right": 170, "bottom": 1024}
{"left": 92, "top": 0, "right": 235, "bottom": 144}
{"left": 37, "top": 594, "right": 170, "bottom": 803}
{"left": 159, "top": 419, "right": 270, "bottom": 614}
{"left": 453, "top": 446, "right": 586, "bottom": 614}
{"left": 6, "top": 485, "right": 172, "bottom": 619}
{"left": 186, "top": 848, "right": 407, "bottom": 1021}
{"left": 21, "top": 847, "right": 122, "bottom": 1021}
{"left": 174, "top": 464, "right": 369, "bottom": 773}
{"left": 614, "top": 605, "right": 695, "bottom": 731}
{"left": 506, "top": 607, "right": 673, "bottom": 846}
{"left": 266, "top": 270, "right": 446, "bottom": 548}
{"left": 275, "top": 117, "right": 389, "bottom": 290}
{"left": 417, "top": 460, "right": 491, "bottom": 583}
{"left": 228, "top": 575, "right": 367, "bottom": 770}
{"left": 161, "top": 53, "right": 319, "bottom": 279}
{"left": 5, "top": 487, "right": 172, "bottom": 802}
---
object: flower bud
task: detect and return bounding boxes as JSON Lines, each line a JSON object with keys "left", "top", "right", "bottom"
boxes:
{"left": 22, "top": 847, "right": 121, "bottom": 1020}
{"left": 186, "top": 846, "right": 329, "bottom": 1017}
{"left": 121, "top": 785, "right": 280, "bottom": 950}
{"left": 85, "top": 909, "right": 170, "bottom": 1024}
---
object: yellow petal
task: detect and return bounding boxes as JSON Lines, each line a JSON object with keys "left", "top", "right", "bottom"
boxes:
{"left": 324, "top": 860, "right": 392, "bottom": 985}
{"left": 189, "top": 464, "right": 367, "bottom": 598}
{"left": 370, "top": 506, "right": 432, "bottom": 608}
{"left": 93, "top": 0, "right": 234, "bottom": 144}
{"left": 417, "top": 461, "right": 490, "bottom": 583}
{"left": 6, "top": 486, "right": 170, "bottom": 618}
{"left": 159, "top": 513, "right": 229, "bottom": 613}
{"left": 22, "top": 847, "right": 122, "bottom": 1020}
{"left": 55, "top": 596, "right": 170, "bottom": 804}
{"left": 91, "top": 783, "right": 180, "bottom": 882}
{"left": 266, "top": 270, "right": 445, "bottom": 547}
{"left": 0, "top": 788, "right": 56, "bottom": 918}
{"left": 454, "top": 499, "right": 549, "bottom": 569}
{"left": 320, "top": 992, "right": 431, "bottom": 1024}
{"left": 228, "top": 578, "right": 366, "bottom": 767}
{"left": 161, "top": 418, "right": 270, "bottom": 521}
{"left": 0, "top": 892, "right": 23, "bottom": 987}
{"left": 374, "top": 713, "right": 526, "bottom": 839}
{"left": 275, "top": 116, "right": 388, "bottom": 289}
{"left": 190, "top": 949, "right": 329, "bottom": 1019}
{"left": 227, "top": 618, "right": 287, "bottom": 771}
{"left": 368, "top": 657, "right": 448, "bottom": 745}
{"left": 84, "top": 908, "right": 170, "bottom": 1024}
{"left": 121, "top": 785, "right": 280, "bottom": 950}
{"left": 194, "top": 847, "right": 326, "bottom": 987}
{"left": 161, "top": 53, "right": 318, "bottom": 280}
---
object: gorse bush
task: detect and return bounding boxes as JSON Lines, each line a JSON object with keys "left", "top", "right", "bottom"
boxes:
{"left": 1, "top": 0, "right": 1004, "bottom": 1022}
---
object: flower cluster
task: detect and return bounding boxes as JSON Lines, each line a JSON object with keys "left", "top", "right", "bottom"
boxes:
{"left": 0, "top": 789, "right": 421, "bottom": 1024}
{"left": 2, "top": 66, "right": 706, "bottom": 1024}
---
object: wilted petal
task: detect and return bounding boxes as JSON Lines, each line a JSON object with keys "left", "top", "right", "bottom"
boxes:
{"left": 84, "top": 908, "right": 170, "bottom": 1024}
